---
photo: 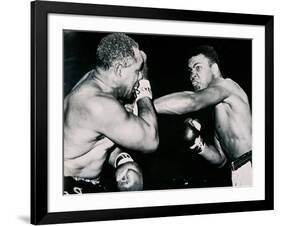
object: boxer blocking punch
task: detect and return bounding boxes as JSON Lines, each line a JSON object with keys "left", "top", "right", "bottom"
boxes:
{"left": 64, "top": 33, "right": 158, "bottom": 193}
{"left": 112, "top": 65, "right": 152, "bottom": 191}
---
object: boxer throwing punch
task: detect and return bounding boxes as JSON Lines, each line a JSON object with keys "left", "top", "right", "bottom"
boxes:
{"left": 64, "top": 33, "right": 159, "bottom": 193}
{"left": 154, "top": 45, "right": 252, "bottom": 187}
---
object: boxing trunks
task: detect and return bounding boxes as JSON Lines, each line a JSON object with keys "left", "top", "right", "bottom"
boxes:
{"left": 64, "top": 176, "right": 108, "bottom": 194}
{"left": 230, "top": 151, "right": 252, "bottom": 187}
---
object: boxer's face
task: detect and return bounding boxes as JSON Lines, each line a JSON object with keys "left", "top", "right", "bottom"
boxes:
{"left": 187, "top": 54, "right": 214, "bottom": 91}
{"left": 120, "top": 47, "right": 143, "bottom": 100}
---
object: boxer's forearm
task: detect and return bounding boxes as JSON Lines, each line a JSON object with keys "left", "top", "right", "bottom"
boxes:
{"left": 141, "top": 61, "right": 148, "bottom": 79}
{"left": 199, "top": 144, "right": 227, "bottom": 167}
{"left": 154, "top": 91, "right": 197, "bottom": 115}
{"left": 108, "top": 147, "right": 122, "bottom": 167}
{"left": 137, "top": 97, "right": 159, "bottom": 150}
{"left": 137, "top": 98, "right": 157, "bottom": 125}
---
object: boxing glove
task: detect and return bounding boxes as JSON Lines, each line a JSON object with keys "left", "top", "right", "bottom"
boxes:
{"left": 183, "top": 118, "right": 205, "bottom": 153}
{"left": 134, "top": 79, "right": 152, "bottom": 102}
{"left": 114, "top": 153, "right": 143, "bottom": 191}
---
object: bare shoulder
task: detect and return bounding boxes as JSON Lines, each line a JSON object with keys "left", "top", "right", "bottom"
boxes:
{"left": 210, "top": 78, "right": 242, "bottom": 92}
{"left": 206, "top": 78, "right": 234, "bottom": 95}
{"left": 209, "top": 78, "right": 232, "bottom": 87}
{"left": 207, "top": 78, "right": 249, "bottom": 104}
{"left": 84, "top": 93, "right": 126, "bottom": 120}
{"left": 225, "top": 78, "right": 247, "bottom": 94}
{"left": 224, "top": 78, "right": 247, "bottom": 92}
{"left": 224, "top": 78, "right": 240, "bottom": 87}
{"left": 223, "top": 78, "right": 249, "bottom": 104}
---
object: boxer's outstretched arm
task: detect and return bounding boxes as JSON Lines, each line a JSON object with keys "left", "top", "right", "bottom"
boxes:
{"left": 154, "top": 83, "right": 231, "bottom": 115}
{"left": 154, "top": 91, "right": 195, "bottom": 115}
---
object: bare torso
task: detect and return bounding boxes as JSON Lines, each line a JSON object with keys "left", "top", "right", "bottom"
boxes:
{"left": 213, "top": 79, "right": 252, "bottom": 161}
{"left": 64, "top": 71, "right": 115, "bottom": 179}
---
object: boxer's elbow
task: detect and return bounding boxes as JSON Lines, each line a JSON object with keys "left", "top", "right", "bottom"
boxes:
{"left": 149, "top": 132, "right": 159, "bottom": 152}
{"left": 210, "top": 154, "right": 227, "bottom": 168}
{"left": 145, "top": 137, "right": 159, "bottom": 153}
{"left": 142, "top": 128, "right": 159, "bottom": 153}
{"left": 217, "top": 156, "right": 227, "bottom": 168}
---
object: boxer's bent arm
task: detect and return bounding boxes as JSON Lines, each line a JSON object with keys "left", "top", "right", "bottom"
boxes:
{"left": 108, "top": 147, "right": 122, "bottom": 167}
{"left": 91, "top": 97, "right": 159, "bottom": 153}
{"left": 137, "top": 97, "right": 158, "bottom": 137}
{"left": 154, "top": 84, "right": 231, "bottom": 115}
{"left": 199, "top": 143, "right": 227, "bottom": 167}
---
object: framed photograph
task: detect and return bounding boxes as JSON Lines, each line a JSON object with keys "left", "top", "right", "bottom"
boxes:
{"left": 31, "top": 0, "right": 274, "bottom": 224}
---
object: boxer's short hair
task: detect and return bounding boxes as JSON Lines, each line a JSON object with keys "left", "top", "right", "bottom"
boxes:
{"left": 96, "top": 33, "right": 139, "bottom": 70}
{"left": 188, "top": 45, "right": 220, "bottom": 67}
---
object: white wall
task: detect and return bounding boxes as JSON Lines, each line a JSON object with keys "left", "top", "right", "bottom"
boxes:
{"left": 0, "top": 0, "right": 279, "bottom": 225}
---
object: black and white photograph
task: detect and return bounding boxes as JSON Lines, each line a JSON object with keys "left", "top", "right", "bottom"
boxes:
{"left": 63, "top": 31, "right": 252, "bottom": 194}
{"left": 1, "top": 0, "right": 279, "bottom": 225}
{"left": 30, "top": 1, "right": 274, "bottom": 224}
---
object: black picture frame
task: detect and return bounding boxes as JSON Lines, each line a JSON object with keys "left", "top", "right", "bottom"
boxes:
{"left": 31, "top": 0, "right": 274, "bottom": 224}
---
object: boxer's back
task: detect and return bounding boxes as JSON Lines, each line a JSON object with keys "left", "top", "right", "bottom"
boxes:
{"left": 63, "top": 76, "right": 115, "bottom": 178}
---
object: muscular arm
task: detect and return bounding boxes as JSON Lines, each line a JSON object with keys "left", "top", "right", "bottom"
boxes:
{"left": 154, "top": 82, "right": 231, "bottom": 115}
{"left": 108, "top": 146, "right": 122, "bottom": 167}
{"left": 200, "top": 143, "right": 227, "bottom": 167}
{"left": 136, "top": 96, "right": 158, "bottom": 140}
{"left": 90, "top": 96, "right": 159, "bottom": 153}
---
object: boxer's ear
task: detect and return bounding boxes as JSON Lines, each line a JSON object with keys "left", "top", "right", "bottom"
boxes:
{"left": 113, "top": 62, "right": 123, "bottom": 78}
{"left": 211, "top": 63, "right": 219, "bottom": 76}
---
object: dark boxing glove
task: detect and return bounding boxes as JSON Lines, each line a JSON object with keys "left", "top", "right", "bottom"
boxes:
{"left": 183, "top": 118, "right": 205, "bottom": 154}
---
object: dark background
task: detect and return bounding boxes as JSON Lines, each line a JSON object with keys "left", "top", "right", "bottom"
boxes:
{"left": 64, "top": 30, "right": 252, "bottom": 191}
